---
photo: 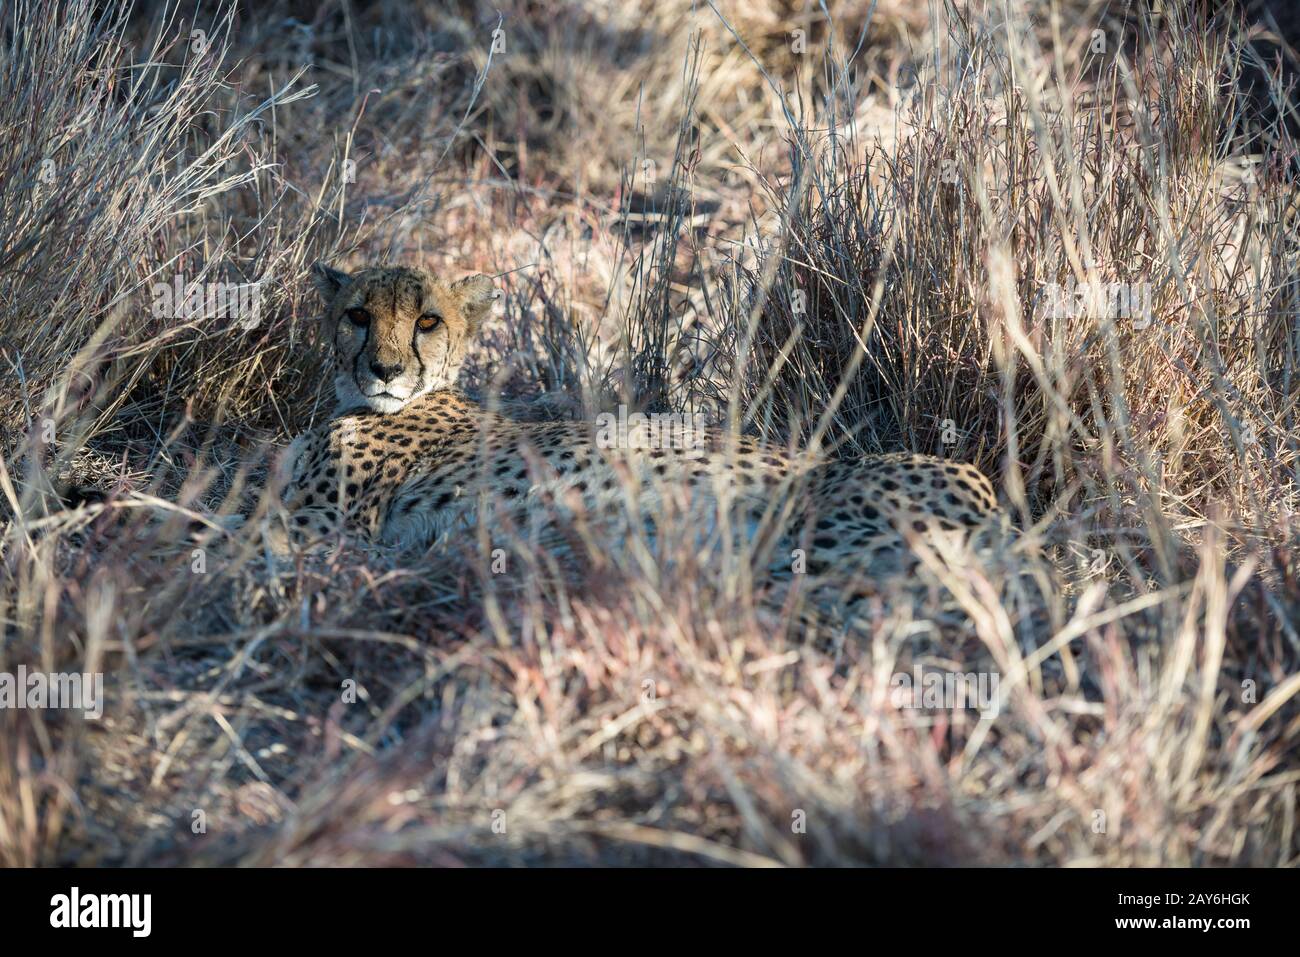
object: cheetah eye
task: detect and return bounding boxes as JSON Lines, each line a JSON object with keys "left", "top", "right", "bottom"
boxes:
{"left": 346, "top": 308, "right": 371, "bottom": 327}
{"left": 416, "top": 313, "right": 443, "bottom": 332}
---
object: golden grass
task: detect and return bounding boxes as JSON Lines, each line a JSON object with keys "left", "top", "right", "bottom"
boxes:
{"left": 0, "top": 0, "right": 1297, "bottom": 866}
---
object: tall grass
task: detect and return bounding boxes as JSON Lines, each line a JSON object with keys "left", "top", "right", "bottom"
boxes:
{"left": 0, "top": 0, "right": 1297, "bottom": 866}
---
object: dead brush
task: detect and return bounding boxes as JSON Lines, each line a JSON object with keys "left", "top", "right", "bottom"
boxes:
{"left": 1, "top": 0, "right": 1299, "bottom": 868}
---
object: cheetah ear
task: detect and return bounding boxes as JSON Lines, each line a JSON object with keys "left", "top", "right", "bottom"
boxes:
{"left": 311, "top": 261, "right": 351, "bottom": 303}
{"left": 452, "top": 273, "right": 501, "bottom": 331}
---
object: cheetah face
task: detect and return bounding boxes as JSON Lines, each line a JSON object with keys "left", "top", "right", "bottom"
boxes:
{"left": 311, "top": 263, "right": 498, "bottom": 413}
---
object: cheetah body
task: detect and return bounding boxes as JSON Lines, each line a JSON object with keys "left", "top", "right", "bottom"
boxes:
{"left": 278, "top": 264, "right": 1000, "bottom": 566}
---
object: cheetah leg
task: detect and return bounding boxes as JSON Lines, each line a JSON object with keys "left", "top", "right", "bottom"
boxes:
{"left": 249, "top": 504, "right": 350, "bottom": 555}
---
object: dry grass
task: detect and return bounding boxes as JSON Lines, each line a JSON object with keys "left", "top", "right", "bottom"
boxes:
{"left": 1, "top": 0, "right": 1298, "bottom": 866}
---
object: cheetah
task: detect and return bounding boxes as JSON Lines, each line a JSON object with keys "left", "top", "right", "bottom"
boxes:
{"left": 272, "top": 263, "right": 1001, "bottom": 574}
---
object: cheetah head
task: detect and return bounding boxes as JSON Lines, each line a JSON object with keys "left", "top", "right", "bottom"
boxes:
{"left": 310, "top": 263, "right": 499, "bottom": 413}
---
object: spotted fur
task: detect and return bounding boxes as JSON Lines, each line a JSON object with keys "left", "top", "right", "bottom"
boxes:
{"left": 277, "top": 264, "right": 1001, "bottom": 564}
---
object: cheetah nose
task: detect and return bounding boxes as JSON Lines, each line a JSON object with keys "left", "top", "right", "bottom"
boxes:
{"left": 369, "top": 359, "right": 403, "bottom": 381}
